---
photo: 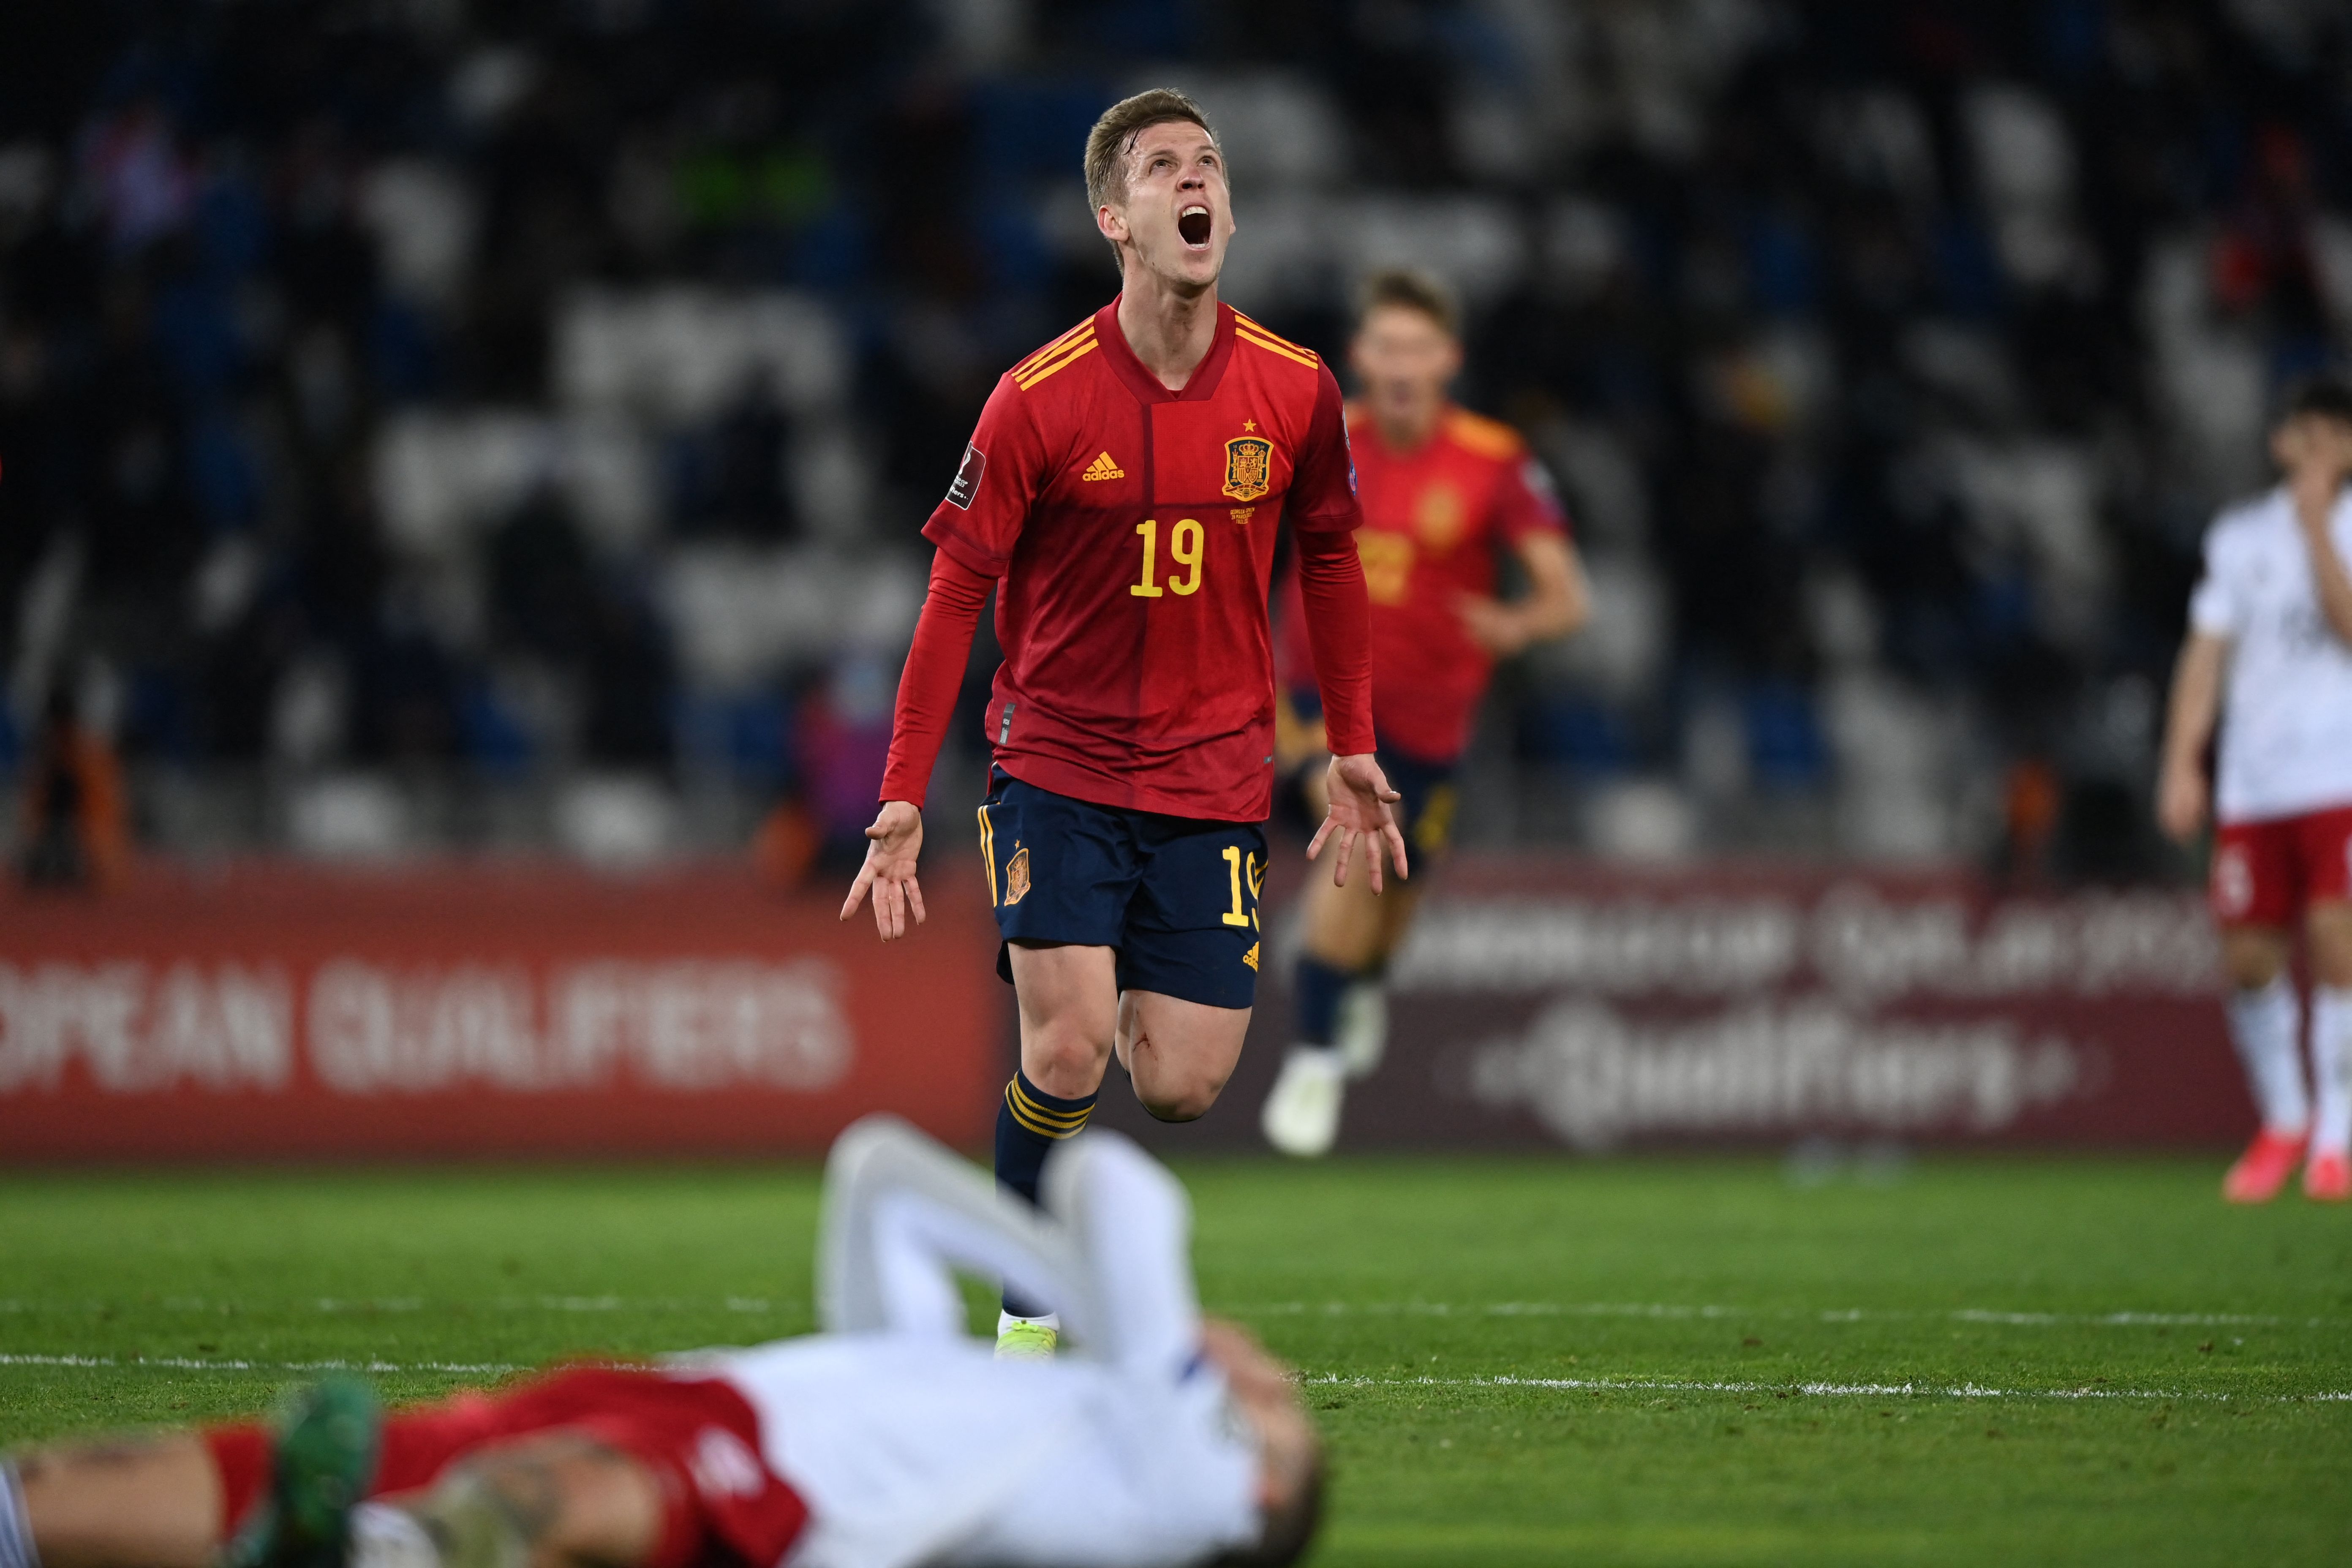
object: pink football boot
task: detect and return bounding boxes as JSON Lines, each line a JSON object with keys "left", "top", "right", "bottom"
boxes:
{"left": 2223, "top": 1129, "right": 2307, "bottom": 1203}
{"left": 2303, "top": 1149, "right": 2350, "bottom": 1201}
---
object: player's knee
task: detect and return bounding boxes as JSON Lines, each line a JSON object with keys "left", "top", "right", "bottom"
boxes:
{"left": 2303, "top": 909, "right": 2352, "bottom": 987}
{"left": 2221, "top": 937, "right": 2288, "bottom": 990}
{"left": 1138, "top": 1088, "right": 1212, "bottom": 1122}
{"left": 1135, "top": 1066, "right": 1228, "bottom": 1122}
{"left": 1025, "top": 1029, "right": 1111, "bottom": 1096}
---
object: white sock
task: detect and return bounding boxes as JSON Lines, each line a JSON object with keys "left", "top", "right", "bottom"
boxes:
{"left": 997, "top": 1309, "right": 1060, "bottom": 1334}
{"left": 0, "top": 1462, "right": 40, "bottom": 1568}
{"left": 2308, "top": 986, "right": 2352, "bottom": 1154}
{"left": 349, "top": 1505, "right": 441, "bottom": 1568}
{"left": 2226, "top": 977, "right": 2309, "bottom": 1135}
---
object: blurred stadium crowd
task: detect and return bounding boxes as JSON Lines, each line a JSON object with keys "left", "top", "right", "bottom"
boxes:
{"left": 3, "top": 0, "right": 2351, "bottom": 874}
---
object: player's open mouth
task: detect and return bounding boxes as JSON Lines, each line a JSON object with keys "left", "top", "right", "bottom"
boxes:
{"left": 1179, "top": 205, "right": 1211, "bottom": 248}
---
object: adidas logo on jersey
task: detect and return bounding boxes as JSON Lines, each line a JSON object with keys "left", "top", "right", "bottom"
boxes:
{"left": 1081, "top": 451, "right": 1125, "bottom": 481}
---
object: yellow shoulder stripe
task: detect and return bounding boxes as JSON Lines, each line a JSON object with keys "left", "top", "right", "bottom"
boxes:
{"left": 1236, "top": 327, "right": 1320, "bottom": 370}
{"left": 1013, "top": 319, "right": 1095, "bottom": 378}
{"left": 1014, "top": 331, "right": 1097, "bottom": 390}
{"left": 1230, "top": 311, "right": 1315, "bottom": 358}
{"left": 1443, "top": 408, "right": 1524, "bottom": 461}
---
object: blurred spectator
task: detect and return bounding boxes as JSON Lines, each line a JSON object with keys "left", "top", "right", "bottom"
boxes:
{"left": 800, "top": 653, "right": 897, "bottom": 870}
{"left": 0, "top": 0, "right": 2348, "bottom": 871}
{"left": 1995, "top": 756, "right": 2063, "bottom": 885}
{"left": 19, "top": 683, "right": 128, "bottom": 889}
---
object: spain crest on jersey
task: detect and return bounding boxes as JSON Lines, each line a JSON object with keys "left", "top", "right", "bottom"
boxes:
{"left": 1003, "top": 845, "right": 1031, "bottom": 906}
{"left": 1223, "top": 436, "right": 1273, "bottom": 503}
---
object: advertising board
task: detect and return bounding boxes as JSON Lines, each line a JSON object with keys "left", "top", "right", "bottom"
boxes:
{"left": 1095, "top": 857, "right": 2249, "bottom": 1152}
{"left": 0, "top": 863, "right": 1003, "bottom": 1160}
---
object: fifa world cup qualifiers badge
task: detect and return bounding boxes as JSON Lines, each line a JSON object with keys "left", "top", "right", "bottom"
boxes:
{"left": 947, "top": 442, "right": 987, "bottom": 508}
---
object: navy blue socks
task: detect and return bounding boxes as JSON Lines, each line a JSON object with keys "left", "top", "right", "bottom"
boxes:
{"left": 1293, "top": 954, "right": 1355, "bottom": 1047}
{"left": 995, "top": 1067, "right": 1098, "bottom": 1318}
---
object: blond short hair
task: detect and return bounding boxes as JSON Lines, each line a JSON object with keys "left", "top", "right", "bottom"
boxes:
{"left": 1356, "top": 267, "right": 1461, "bottom": 338}
{"left": 1083, "top": 89, "right": 1220, "bottom": 260}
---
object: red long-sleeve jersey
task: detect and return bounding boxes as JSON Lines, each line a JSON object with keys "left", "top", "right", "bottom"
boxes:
{"left": 880, "top": 299, "right": 1372, "bottom": 821}
{"left": 1276, "top": 404, "right": 1568, "bottom": 762}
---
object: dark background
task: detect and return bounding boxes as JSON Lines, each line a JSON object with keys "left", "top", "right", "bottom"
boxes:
{"left": 4, "top": 0, "right": 2349, "bottom": 876}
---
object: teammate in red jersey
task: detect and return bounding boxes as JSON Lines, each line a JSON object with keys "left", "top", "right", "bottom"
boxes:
{"left": 1260, "top": 270, "right": 1588, "bottom": 1157}
{"left": 840, "top": 89, "right": 1407, "bottom": 1354}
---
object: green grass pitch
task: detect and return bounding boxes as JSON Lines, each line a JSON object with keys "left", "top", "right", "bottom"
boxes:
{"left": 3, "top": 1154, "right": 2348, "bottom": 1565}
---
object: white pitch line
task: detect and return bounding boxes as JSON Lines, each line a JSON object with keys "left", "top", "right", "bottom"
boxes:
{"left": 4, "top": 1297, "right": 2325, "bottom": 1328}
{"left": 1309, "top": 1373, "right": 2352, "bottom": 1405}
{"left": 1946, "top": 1309, "right": 2282, "bottom": 1327}
{"left": 0, "top": 1298, "right": 791, "bottom": 1316}
{"left": 1244, "top": 1301, "right": 2331, "bottom": 1328}
{"left": 0, "top": 1297, "right": 2330, "bottom": 1331}
{"left": 0, "top": 1353, "right": 524, "bottom": 1374}
{"left": 6, "top": 1353, "right": 2345, "bottom": 1405}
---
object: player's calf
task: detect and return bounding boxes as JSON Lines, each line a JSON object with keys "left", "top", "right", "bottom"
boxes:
{"left": 1261, "top": 957, "right": 1383, "bottom": 1159}
{"left": 9, "top": 1435, "right": 222, "bottom": 1568}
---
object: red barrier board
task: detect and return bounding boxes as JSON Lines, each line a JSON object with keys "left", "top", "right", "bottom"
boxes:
{"left": 0, "top": 863, "right": 1005, "bottom": 1161}
{"left": 1092, "top": 855, "right": 2254, "bottom": 1152}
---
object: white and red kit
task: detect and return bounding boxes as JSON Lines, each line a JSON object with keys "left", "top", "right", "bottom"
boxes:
{"left": 2190, "top": 486, "right": 2352, "bottom": 925}
{"left": 205, "top": 1127, "right": 1260, "bottom": 1568}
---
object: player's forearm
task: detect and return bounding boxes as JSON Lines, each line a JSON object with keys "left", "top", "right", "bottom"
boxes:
{"left": 1511, "top": 539, "right": 1587, "bottom": 643}
{"left": 1293, "top": 526, "right": 1375, "bottom": 756}
{"left": 2159, "top": 635, "right": 2224, "bottom": 773}
{"left": 877, "top": 550, "right": 994, "bottom": 807}
{"left": 2298, "top": 506, "right": 2352, "bottom": 645}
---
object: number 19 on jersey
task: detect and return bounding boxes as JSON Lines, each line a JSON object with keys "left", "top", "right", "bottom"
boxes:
{"left": 1132, "top": 518, "right": 1204, "bottom": 598}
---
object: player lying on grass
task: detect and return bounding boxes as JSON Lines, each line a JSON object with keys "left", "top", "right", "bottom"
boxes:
{"left": 839, "top": 88, "right": 1406, "bottom": 1356}
{"left": 1259, "top": 270, "right": 1588, "bottom": 1157}
{"left": 2158, "top": 373, "right": 2352, "bottom": 1203}
{"left": 0, "top": 1120, "right": 1323, "bottom": 1568}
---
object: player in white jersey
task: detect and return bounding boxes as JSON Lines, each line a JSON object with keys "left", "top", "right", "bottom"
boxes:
{"left": 2158, "top": 375, "right": 2352, "bottom": 1203}
{"left": 0, "top": 1121, "right": 1323, "bottom": 1568}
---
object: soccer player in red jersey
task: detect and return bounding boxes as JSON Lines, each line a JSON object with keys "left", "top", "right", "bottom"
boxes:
{"left": 1259, "top": 270, "right": 1588, "bottom": 1157}
{"left": 839, "top": 89, "right": 1408, "bottom": 1353}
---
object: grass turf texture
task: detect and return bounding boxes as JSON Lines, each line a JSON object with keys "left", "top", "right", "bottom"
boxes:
{"left": 1, "top": 1156, "right": 2347, "bottom": 1565}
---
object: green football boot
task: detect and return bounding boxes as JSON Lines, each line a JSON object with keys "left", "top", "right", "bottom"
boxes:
{"left": 224, "top": 1377, "right": 382, "bottom": 1568}
{"left": 993, "top": 1318, "right": 1059, "bottom": 1360}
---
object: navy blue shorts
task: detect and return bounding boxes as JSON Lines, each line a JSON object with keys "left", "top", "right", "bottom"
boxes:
{"left": 976, "top": 769, "right": 1266, "bottom": 1010}
{"left": 1380, "top": 745, "right": 1462, "bottom": 860}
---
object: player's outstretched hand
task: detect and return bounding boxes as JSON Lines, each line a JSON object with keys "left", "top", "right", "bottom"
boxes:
{"left": 1310, "top": 753, "right": 1409, "bottom": 893}
{"left": 841, "top": 800, "right": 927, "bottom": 941}
{"left": 2156, "top": 759, "right": 2208, "bottom": 845}
{"left": 1454, "top": 592, "right": 1528, "bottom": 658}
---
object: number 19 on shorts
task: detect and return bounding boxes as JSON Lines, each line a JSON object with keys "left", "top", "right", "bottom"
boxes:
{"left": 1132, "top": 518, "right": 1204, "bottom": 598}
{"left": 1222, "top": 845, "right": 1261, "bottom": 930}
